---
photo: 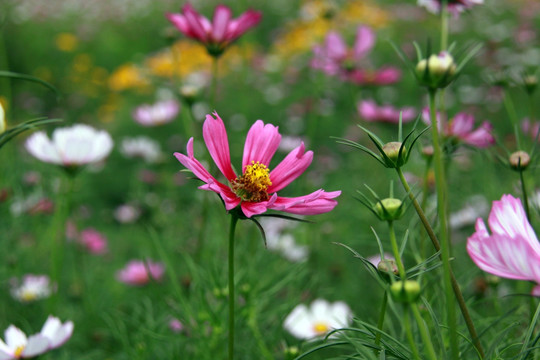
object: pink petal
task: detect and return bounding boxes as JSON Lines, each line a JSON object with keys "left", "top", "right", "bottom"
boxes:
{"left": 227, "top": 10, "right": 262, "bottom": 41}
{"left": 358, "top": 100, "right": 378, "bottom": 121}
{"left": 268, "top": 143, "right": 313, "bottom": 193}
{"left": 202, "top": 112, "right": 236, "bottom": 181}
{"left": 325, "top": 32, "right": 348, "bottom": 60}
{"left": 373, "top": 67, "right": 401, "bottom": 84}
{"left": 462, "top": 122, "right": 495, "bottom": 148}
{"left": 353, "top": 25, "right": 375, "bottom": 60}
{"left": 450, "top": 112, "right": 474, "bottom": 136}
{"left": 270, "top": 190, "right": 341, "bottom": 215}
{"left": 166, "top": 13, "right": 189, "bottom": 34}
{"left": 211, "top": 5, "right": 232, "bottom": 42}
{"left": 242, "top": 120, "right": 281, "bottom": 170}
{"left": 182, "top": 4, "right": 209, "bottom": 42}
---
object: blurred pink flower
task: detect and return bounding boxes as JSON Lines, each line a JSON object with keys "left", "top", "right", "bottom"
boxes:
{"left": 79, "top": 228, "right": 108, "bottom": 255}
{"left": 116, "top": 260, "right": 165, "bottom": 286}
{"left": 422, "top": 108, "right": 495, "bottom": 148}
{"left": 311, "top": 26, "right": 401, "bottom": 85}
{"left": 358, "top": 100, "right": 416, "bottom": 124}
{"left": 467, "top": 195, "right": 540, "bottom": 296}
{"left": 522, "top": 118, "right": 540, "bottom": 140}
{"left": 166, "top": 3, "right": 262, "bottom": 57}
{"left": 168, "top": 318, "right": 184, "bottom": 333}
{"left": 132, "top": 100, "right": 180, "bottom": 127}
{"left": 25, "top": 124, "right": 113, "bottom": 167}
{"left": 418, "top": 0, "right": 483, "bottom": 16}
{"left": 175, "top": 112, "right": 340, "bottom": 218}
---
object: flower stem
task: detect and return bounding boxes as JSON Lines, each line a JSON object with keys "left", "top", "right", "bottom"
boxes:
{"left": 440, "top": 0, "right": 449, "bottom": 52}
{"left": 228, "top": 214, "right": 239, "bottom": 360}
{"left": 403, "top": 306, "right": 421, "bottom": 360}
{"left": 411, "top": 303, "right": 438, "bottom": 360}
{"left": 210, "top": 57, "right": 219, "bottom": 108}
{"left": 519, "top": 169, "right": 531, "bottom": 222}
{"left": 388, "top": 221, "right": 406, "bottom": 279}
{"left": 374, "top": 292, "right": 388, "bottom": 353}
{"left": 428, "top": 88, "right": 458, "bottom": 359}
{"left": 396, "top": 167, "right": 485, "bottom": 358}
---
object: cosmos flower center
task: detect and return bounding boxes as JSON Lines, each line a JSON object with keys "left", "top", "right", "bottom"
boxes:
{"left": 231, "top": 161, "right": 272, "bottom": 202}
{"left": 312, "top": 322, "right": 330, "bottom": 335}
{"left": 20, "top": 289, "right": 39, "bottom": 302}
{"left": 14, "top": 345, "right": 25, "bottom": 357}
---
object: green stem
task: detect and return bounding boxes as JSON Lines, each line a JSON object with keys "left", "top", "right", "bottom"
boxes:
{"left": 210, "top": 57, "right": 219, "bottom": 108}
{"left": 396, "top": 167, "right": 485, "bottom": 358}
{"left": 411, "top": 303, "right": 438, "bottom": 360}
{"left": 228, "top": 215, "right": 239, "bottom": 360}
{"left": 519, "top": 169, "right": 531, "bottom": 222}
{"left": 403, "top": 306, "right": 421, "bottom": 360}
{"left": 374, "top": 292, "right": 388, "bottom": 353}
{"left": 440, "top": 0, "right": 449, "bottom": 52}
{"left": 388, "top": 221, "right": 406, "bottom": 279}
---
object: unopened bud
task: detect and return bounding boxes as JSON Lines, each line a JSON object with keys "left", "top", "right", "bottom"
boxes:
{"left": 524, "top": 75, "right": 538, "bottom": 95}
{"left": 416, "top": 52, "right": 457, "bottom": 89}
{"left": 374, "top": 198, "right": 404, "bottom": 221}
{"left": 284, "top": 346, "right": 300, "bottom": 360}
{"left": 0, "top": 102, "right": 5, "bottom": 134}
{"left": 382, "top": 141, "right": 406, "bottom": 167}
{"left": 390, "top": 280, "right": 421, "bottom": 303}
{"left": 378, "top": 259, "right": 399, "bottom": 276}
{"left": 422, "top": 145, "right": 434, "bottom": 159}
{"left": 509, "top": 151, "right": 530, "bottom": 170}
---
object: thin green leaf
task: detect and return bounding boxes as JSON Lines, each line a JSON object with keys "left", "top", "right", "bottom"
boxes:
{"left": 0, "top": 70, "right": 60, "bottom": 97}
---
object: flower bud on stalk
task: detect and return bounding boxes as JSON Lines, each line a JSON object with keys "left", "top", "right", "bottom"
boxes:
{"left": 390, "top": 280, "right": 421, "bottom": 303}
{"left": 509, "top": 151, "right": 531, "bottom": 171}
{"left": 416, "top": 52, "right": 457, "bottom": 89}
{"left": 523, "top": 75, "right": 538, "bottom": 95}
{"left": 374, "top": 198, "right": 405, "bottom": 221}
{"left": 382, "top": 141, "right": 407, "bottom": 168}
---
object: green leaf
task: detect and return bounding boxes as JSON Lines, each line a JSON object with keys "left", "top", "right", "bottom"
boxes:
{"left": 0, "top": 70, "right": 61, "bottom": 98}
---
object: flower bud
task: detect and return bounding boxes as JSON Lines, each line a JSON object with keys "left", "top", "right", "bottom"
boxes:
{"left": 421, "top": 145, "right": 434, "bottom": 159}
{"left": 284, "top": 346, "right": 300, "bottom": 360}
{"left": 0, "top": 102, "right": 5, "bottom": 134}
{"left": 382, "top": 141, "right": 406, "bottom": 167}
{"left": 416, "top": 52, "right": 457, "bottom": 89}
{"left": 509, "top": 151, "right": 530, "bottom": 170}
{"left": 390, "top": 280, "right": 421, "bottom": 303}
{"left": 524, "top": 75, "right": 538, "bottom": 95}
{"left": 374, "top": 198, "right": 404, "bottom": 221}
{"left": 378, "top": 259, "right": 399, "bottom": 276}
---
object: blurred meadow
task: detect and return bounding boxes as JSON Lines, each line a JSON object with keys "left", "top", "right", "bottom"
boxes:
{"left": 1, "top": 0, "right": 540, "bottom": 359}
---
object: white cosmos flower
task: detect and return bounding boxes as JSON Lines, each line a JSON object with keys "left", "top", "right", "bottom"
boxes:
{"left": 10, "top": 275, "right": 55, "bottom": 303}
{"left": 40, "top": 316, "right": 74, "bottom": 350}
{"left": 120, "top": 136, "right": 162, "bottom": 163}
{"left": 25, "top": 124, "right": 113, "bottom": 167}
{"left": 284, "top": 299, "right": 352, "bottom": 340}
{"left": 132, "top": 99, "right": 180, "bottom": 127}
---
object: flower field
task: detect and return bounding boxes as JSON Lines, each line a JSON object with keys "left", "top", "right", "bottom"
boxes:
{"left": 1, "top": 0, "right": 540, "bottom": 358}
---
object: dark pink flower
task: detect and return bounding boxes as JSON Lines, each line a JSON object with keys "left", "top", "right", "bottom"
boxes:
{"left": 467, "top": 194, "right": 540, "bottom": 296}
{"left": 422, "top": 108, "right": 495, "bottom": 148}
{"left": 174, "top": 112, "right": 340, "bottom": 218}
{"left": 79, "top": 228, "right": 108, "bottom": 255}
{"left": 116, "top": 260, "right": 165, "bottom": 286}
{"left": 358, "top": 100, "right": 416, "bottom": 124}
{"left": 311, "top": 26, "right": 401, "bottom": 85}
{"left": 166, "top": 3, "right": 262, "bottom": 57}
{"left": 418, "top": 0, "right": 483, "bottom": 16}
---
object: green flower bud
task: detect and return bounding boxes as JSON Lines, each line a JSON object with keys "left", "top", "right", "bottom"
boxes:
{"left": 0, "top": 102, "right": 5, "bottom": 134}
{"left": 524, "top": 75, "right": 538, "bottom": 95}
{"left": 382, "top": 141, "right": 406, "bottom": 167}
{"left": 284, "top": 346, "right": 300, "bottom": 360}
{"left": 509, "top": 151, "right": 530, "bottom": 171}
{"left": 377, "top": 259, "right": 399, "bottom": 278}
{"left": 416, "top": 52, "right": 457, "bottom": 89}
{"left": 390, "top": 280, "right": 421, "bottom": 303}
{"left": 374, "top": 198, "right": 405, "bottom": 221}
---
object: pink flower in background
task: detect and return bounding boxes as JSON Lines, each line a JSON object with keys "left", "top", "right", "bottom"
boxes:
{"left": 311, "top": 26, "right": 401, "bottom": 85}
{"left": 175, "top": 112, "right": 340, "bottom": 218}
{"left": 422, "top": 108, "right": 495, "bottom": 148}
{"left": 25, "top": 124, "right": 113, "bottom": 167}
{"left": 467, "top": 195, "right": 540, "bottom": 296}
{"left": 166, "top": 3, "right": 262, "bottom": 57}
{"left": 79, "top": 228, "right": 108, "bottom": 255}
{"left": 168, "top": 318, "right": 184, "bottom": 333}
{"left": 358, "top": 100, "right": 416, "bottom": 124}
{"left": 418, "top": 0, "right": 483, "bottom": 16}
{"left": 132, "top": 100, "right": 180, "bottom": 127}
{"left": 522, "top": 118, "right": 540, "bottom": 140}
{"left": 117, "top": 260, "right": 165, "bottom": 286}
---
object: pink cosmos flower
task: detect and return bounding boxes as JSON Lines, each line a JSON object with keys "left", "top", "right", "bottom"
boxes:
{"left": 133, "top": 100, "right": 180, "bottom": 127}
{"left": 174, "top": 112, "right": 340, "bottom": 218}
{"left": 79, "top": 228, "right": 108, "bottom": 255}
{"left": 358, "top": 100, "right": 416, "bottom": 124}
{"left": 422, "top": 108, "right": 495, "bottom": 148}
{"left": 116, "top": 260, "right": 165, "bottom": 286}
{"left": 166, "top": 3, "right": 262, "bottom": 57}
{"left": 467, "top": 195, "right": 540, "bottom": 296}
{"left": 311, "top": 26, "right": 401, "bottom": 85}
{"left": 418, "top": 0, "right": 483, "bottom": 16}
{"left": 522, "top": 118, "right": 540, "bottom": 140}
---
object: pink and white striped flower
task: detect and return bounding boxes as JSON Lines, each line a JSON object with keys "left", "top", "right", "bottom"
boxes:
{"left": 174, "top": 112, "right": 340, "bottom": 218}
{"left": 467, "top": 194, "right": 540, "bottom": 296}
{"left": 166, "top": 3, "right": 262, "bottom": 57}
{"left": 358, "top": 100, "right": 416, "bottom": 124}
{"left": 422, "top": 108, "right": 495, "bottom": 148}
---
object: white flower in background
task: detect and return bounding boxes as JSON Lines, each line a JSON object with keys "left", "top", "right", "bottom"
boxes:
{"left": 120, "top": 136, "right": 162, "bottom": 163}
{"left": 25, "top": 124, "right": 113, "bottom": 167}
{"left": 132, "top": 99, "right": 180, "bottom": 126}
{"left": 10, "top": 275, "right": 55, "bottom": 303}
{"left": 0, "top": 316, "right": 73, "bottom": 359}
{"left": 267, "top": 233, "right": 308, "bottom": 262}
{"left": 449, "top": 195, "right": 488, "bottom": 229}
{"left": 366, "top": 253, "right": 395, "bottom": 268}
{"left": 284, "top": 299, "right": 352, "bottom": 340}
{"left": 114, "top": 203, "right": 141, "bottom": 224}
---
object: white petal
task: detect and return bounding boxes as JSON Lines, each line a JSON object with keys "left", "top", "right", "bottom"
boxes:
{"left": 5, "top": 326, "right": 27, "bottom": 349}
{"left": 21, "top": 334, "right": 49, "bottom": 357}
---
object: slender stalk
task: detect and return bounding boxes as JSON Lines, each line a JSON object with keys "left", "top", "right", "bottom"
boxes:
{"left": 440, "top": 0, "right": 449, "bottom": 52}
{"left": 210, "top": 57, "right": 219, "bottom": 107}
{"left": 374, "top": 292, "right": 388, "bottom": 352}
{"left": 428, "top": 89, "right": 458, "bottom": 359}
{"left": 403, "top": 306, "right": 421, "bottom": 360}
{"left": 388, "top": 221, "right": 406, "bottom": 279}
{"left": 411, "top": 303, "right": 438, "bottom": 360}
{"left": 396, "top": 167, "right": 485, "bottom": 358}
{"left": 228, "top": 215, "right": 239, "bottom": 360}
{"left": 519, "top": 169, "right": 531, "bottom": 222}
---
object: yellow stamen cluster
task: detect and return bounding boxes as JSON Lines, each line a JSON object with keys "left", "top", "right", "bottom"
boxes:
{"left": 231, "top": 161, "right": 272, "bottom": 202}
{"left": 14, "top": 345, "right": 25, "bottom": 357}
{"left": 312, "top": 322, "right": 330, "bottom": 335}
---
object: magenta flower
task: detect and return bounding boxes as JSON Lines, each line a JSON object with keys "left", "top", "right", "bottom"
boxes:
{"left": 166, "top": 3, "right": 262, "bottom": 57}
{"left": 467, "top": 195, "right": 540, "bottom": 296}
{"left": 79, "top": 228, "right": 108, "bottom": 255}
{"left": 133, "top": 100, "right": 180, "bottom": 127}
{"left": 358, "top": 100, "right": 416, "bottom": 124}
{"left": 418, "top": 0, "right": 483, "bottom": 16}
{"left": 116, "top": 260, "right": 165, "bottom": 286}
{"left": 522, "top": 118, "right": 540, "bottom": 140}
{"left": 311, "top": 26, "right": 401, "bottom": 85}
{"left": 422, "top": 108, "right": 495, "bottom": 148}
{"left": 174, "top": 112, "right": 340, "bottom": 218}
